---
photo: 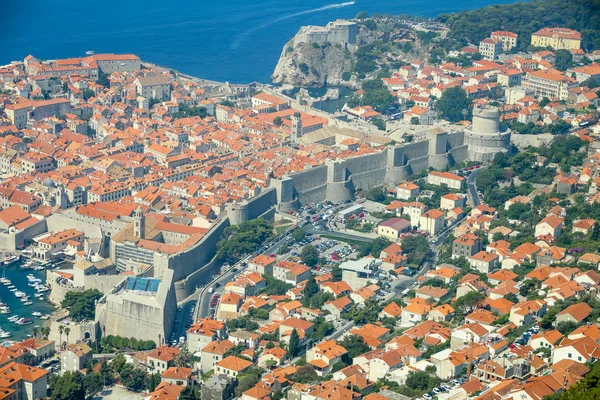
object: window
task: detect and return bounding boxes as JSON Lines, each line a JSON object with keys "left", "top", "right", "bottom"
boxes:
{"left": 568, "top": 353, "right": 572, "bottom": 358}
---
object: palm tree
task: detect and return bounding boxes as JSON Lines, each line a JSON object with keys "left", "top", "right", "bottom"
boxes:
{"left": 64, "top": 327, "right": 71, "bottom": 346}
{"left": 58, "top": 325, "right": 64, "bottom": 349}
{"left": 41, "top": 327, "right": 50, "bottom": 340}
{"left": 32, "top": 327, "right": 39, "bottom": 339}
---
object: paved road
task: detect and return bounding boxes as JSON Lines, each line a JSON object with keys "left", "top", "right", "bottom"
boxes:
{"left": 392, "top": 213, "right": 466, "bottom": 296}
{"left": 195, "top": 229, "right": 295, "bottom": 320}
{"left": 467, "top": 169, "right": 483, "bottom": 207}
{"left": 303, "top": 228, "right": 374, "bottom": 243}
{"left": 170, "top": 299, "right": 196, "bottom": 345}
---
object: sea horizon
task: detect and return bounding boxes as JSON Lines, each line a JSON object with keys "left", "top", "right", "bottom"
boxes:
{"left": 1, "top": 0, "right": 517, "bottom": 84}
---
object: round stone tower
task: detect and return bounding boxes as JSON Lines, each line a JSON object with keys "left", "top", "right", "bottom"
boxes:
{"left": 464, "top": 106, "right": 511, "bottom": 163}
{"left": 226, "top": 202, "right": 249, "bottom": 225}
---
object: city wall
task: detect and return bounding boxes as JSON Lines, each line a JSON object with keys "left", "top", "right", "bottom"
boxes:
{"left": 172, "top": 189, "right": 277, "bottom": 301}
{"left": 0, "top": 218, "right": 46, "bottom": 250}
{"left": 271, "top": 132, "right": 468, "bottom": 209}
{"left": 46, "top": 211, "right": 119, "bottom": 238}
{"left": 163, "top": 217, "right": 231, "bottom": 282}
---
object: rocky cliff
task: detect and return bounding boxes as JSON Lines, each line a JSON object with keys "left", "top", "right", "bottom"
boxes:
{"left": 272, "top": 41, "right": 355, "bottom": 88}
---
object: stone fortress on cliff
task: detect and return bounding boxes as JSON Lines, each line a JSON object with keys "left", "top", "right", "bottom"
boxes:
{"left": 294, "top": 20, "right": 358, "bottom": 49}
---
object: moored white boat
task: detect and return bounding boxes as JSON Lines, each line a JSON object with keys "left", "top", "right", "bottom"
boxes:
{"left": 3, "top": 255, "right": 19, "bottom": 265}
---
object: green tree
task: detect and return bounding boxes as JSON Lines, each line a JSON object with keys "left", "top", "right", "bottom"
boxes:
{"left": 180, "top": 386, "right": 200, "bottom": 400}
{"left": 234, "top": 368, "right": 264, "bottom": 396}
{"left": 99, "top": 359, "right": 113, "bottom": 386}
{"left": 84, "top": 373, "right": 104, "bottom": 398}
{"left": 539, "top": 97, "right": 551, "bottom": 108}
{"left": 505, "top": 293, "right": 519, "bottom": 304}
{"left": 355, "top": 11, "right": 370, "bottom": 19}
{"left": 519, "top": 279, "right": 538, "bottom": 297}
{"left": 217, "top": 218, "right": 274, "bottom": 263}
{"left": 582, "top": 77, "right": 600, "bottom": 89}
{"left": 303, "top": 276, "right": 319, "bottom": 299}
{"left": 554, "top": 49, "right": 573, "bottom": 71}
{"left": 339, "top": 335, "right": 371, "bottom": 359}
{"left": 332, "top": 264, "right": 342, "bottom": 281}
{"left": 226, "top": 316, "right": 260, "bottom": 331}
{"left": 277, "top": 243, "right": 289, "bottom": 255}
{"left": 292, "top": 228, "right": 306, "bottom": 243}
{"left": 556, "top": 321, "right": 578, "bottom": 335}
{"left": 401, "top": 235, "right": 430, "bottom": 265}
{"left": 371, "top": 118, "right": 386, "bottom": 131}
{"left": 591, "top": 223, "right": 600, "bottom": 241}
{"left": 454, "top": 291, "right": 485, "bottom": 314}
{"left": 365, "top": 186, "right": 386, "bottom": 202}
{"left": 342, "top": 71, "right": 351, "bottom": 81}
{"left": 300, "top": 245, "right": 319, "bottom": 267}
{"left": 492, "top": 232, "right": 506, "bottom": 242}
{"left": 61, "top": 289, "right": 103, "bottom": 322}
{"left": 406, "top": 371, "right": 433, "bottom": 391}
{"left": 261, "top": 276, "right": 293, "bottom": 296}
{"left": 311, "top": 317, "right": 335, "bottom": 341}
{"left": 436, "top": 87, "right": 471, "bottom": 123}
{"left": 82, "top": 89, "right": 95, "bottom": 101}
{"left": 119, "top": 364, "right": 148, "bottom": 392}
{"left": 288, "top": 329, "right": 301, "bottom": 357}
{"left": 507, "top": 203, "right": 530, "bottom": 219}
{"left": 51, "top": 371, "right": 86, "bottom": 400}
{"left": 287, "top": 365, "right": 319, "bottom": 383}
{"left": 111, "top": 353, "right": 127, "bottom": 374}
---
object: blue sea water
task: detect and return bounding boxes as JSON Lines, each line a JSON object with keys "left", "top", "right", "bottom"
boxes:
{"left": 0, "top": 265, "right": 55, "bottom": 342}
{"left": 1, "top": 0, "right": 515, "bottom": 83}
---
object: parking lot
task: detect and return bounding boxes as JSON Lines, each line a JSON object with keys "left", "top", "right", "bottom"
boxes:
{"left": 315, "top": 239, "right": 357, "bottom": 264}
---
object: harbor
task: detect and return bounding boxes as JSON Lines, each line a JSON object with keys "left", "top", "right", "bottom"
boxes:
{"left": 0, "top": 256, "right": 58, "bottom": 343}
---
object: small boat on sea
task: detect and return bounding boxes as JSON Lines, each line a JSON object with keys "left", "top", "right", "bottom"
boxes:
{"left": 16, "top": 318, "right": 32, "bottom": 325}
{"left": 14, "top": 291, "right": 26, "bottom": 298}
{"left": 0, "top": 307, "right": 10, "bottom": 315}
{"left": 7, "top": 315, "right": 19, "bottom": 322}
{"left": 3, "top": 255, "right": 19, "bottom": 265}
{"left": 7, "top": 285, "right": 14, "bottom": 290}
{"left": 32, "top": 312, "right": 42, "bottom": 317}
{"left": 0, "top": 330, "right": 11, "bottom": 339}
{"left": 23, "top": 302, "right": 32, "bottom": 306}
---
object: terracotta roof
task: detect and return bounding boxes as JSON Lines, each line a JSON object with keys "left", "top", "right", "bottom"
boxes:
{"left": 216, "top": 355, "right": 253, "bottom": 372}
{"left": 557, "top": 302, "right": 593, "bottom": 322}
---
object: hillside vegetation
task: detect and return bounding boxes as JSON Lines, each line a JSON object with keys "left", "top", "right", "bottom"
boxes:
{"left": 438, "top": 0, "right": 600, "bottom": 51}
